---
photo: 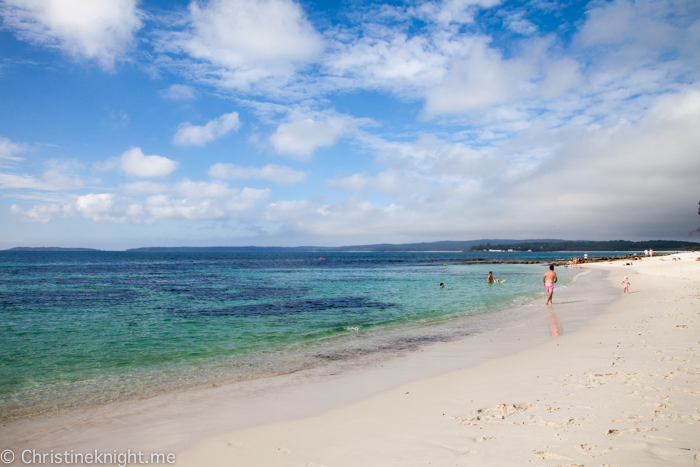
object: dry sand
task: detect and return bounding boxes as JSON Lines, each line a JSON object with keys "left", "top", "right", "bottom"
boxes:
{"left": 2, "top": 252, "right": 698, "bottom": 466}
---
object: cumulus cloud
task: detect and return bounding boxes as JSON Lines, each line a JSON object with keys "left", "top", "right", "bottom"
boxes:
{"left": 119, "top": 147, "right": 178, "bottom": 178}
{"left": 173, "top": 111, "right": 241, "bottom": 146}
{"left": 208, "top": 163, "right": 306, "bottom": 184}
{"left": 271, "top": 114, "right": 354, "bottom": 159}
{"left": 158, "top": 0, "right": 323, "bottom": 90}
{"left": 67, "top": 179, "right": 271, "bottom": 223}
{"left": 322, "top": 28, "right": 447, "bottom": 94}
{"left": 75, "top": 193, "right": 138, "bottom": 222}
{"left": 0, "top": 0, "right": 142, "bottom": 69}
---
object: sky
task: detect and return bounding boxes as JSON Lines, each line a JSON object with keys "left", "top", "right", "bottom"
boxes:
{"left": 0, "top": 0, "right": 699, "bottom": 249}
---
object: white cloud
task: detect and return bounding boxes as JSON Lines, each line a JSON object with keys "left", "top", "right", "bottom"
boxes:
{"left": 144, "top": 186, "right": 270, "bottom": 220}
{"left": 267, "top": 89, "right": 700, "bottom": 241}
{"left": 270, "top": 114, "right": 354, "bottom": 159}
{"left": 322, "top": 27, "right": 447, "bottom": 94}
{"left": 224, "top": 187, "right": 271, "bottom": 211}
{"left": 425, "top": 40, "right": 535, "bottom": 114}
{"left": 144, "top": 194, "right": 226, "bottom": 221}
{"left": 160, "top": 84, "right": 195, "bottom": 100}
{"left": 9, "top": 202, "right": 71, "bottom": 223}
{"left": 159, "top": 0, "right": 323, "bottom": 90}
{"left": 75, "top": 193, "right": 131, "bottom": 222}
{"left": 174, "top": 179, "right": 235, "bottom": 199}
{"left": 208, "top": 163, "right": 306, "bottom": 184}
{"left": 173, "top": 111, "right": 241, "bottom": 146}
{"left": 417, "top": 0, "right": 503, "bottom": 25}
{"left": 119, "top": 147, "right": 178, "bottom": 178}
{"left": 326, "top": 173, "right": 369, "bottom": 192}
{"left": 0, "top": 136, "right": 26, "bottom": 167}
{"left": 0, "top": 0, "right": 142, "bottom": 69}
{"left": 119, "top": 181, "right": 169, "bottom": 195}
{"left": 0, "top": 159, "right": 85, "bottom": 191}
{"left": 326, "top": 170, "right": 421, "bottom": 196}
{"left": 503, "top": 11, "right": 537, "bottom": 36}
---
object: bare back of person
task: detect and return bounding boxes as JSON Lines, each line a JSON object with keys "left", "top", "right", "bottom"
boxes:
{"left": 544, "top": 270, "right": 557, "bottom": 284}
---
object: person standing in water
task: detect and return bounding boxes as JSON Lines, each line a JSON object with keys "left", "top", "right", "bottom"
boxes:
{"left": 487, "top": 272, "right": 494, "bottom": 284}
{"left": 543, "top": 264, "right": 557, "bottom": 305}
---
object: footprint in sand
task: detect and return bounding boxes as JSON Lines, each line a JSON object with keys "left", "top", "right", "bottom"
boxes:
{"left": 531, "top": 450, "right": 570, "bottom": 460}
{"left": 460, "top": 403, "right": 536, "bottom": 425}
{"left": 435, "top": 444, "right": 476, "bottom": 455}
{"left": 577, "top": 443, "right": 617, "bottom": 457}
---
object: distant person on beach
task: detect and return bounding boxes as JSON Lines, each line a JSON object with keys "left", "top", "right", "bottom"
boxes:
{"left": 644, "top": 249, "right": 648, "bottom": 257}
{"left": 543, "top": 265, "right": 557, "bottom": 305}
{"left": 584, "top": 252, "right": 588, "bottom": 260}
{"left": 650, "top": 249, "right": 654, "bottom": 257}
{"left": 487, "top": 272, "right": 494, "bottom": 283}
{"left": 622, "top": 276, "right": 630, "bottom": 293}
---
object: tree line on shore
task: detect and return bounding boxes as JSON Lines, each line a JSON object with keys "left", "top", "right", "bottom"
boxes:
{"left": 470, "top": 240, "right": 700, "bottom": 252}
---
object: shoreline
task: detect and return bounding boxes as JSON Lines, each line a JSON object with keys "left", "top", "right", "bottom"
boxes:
{"left": 1, "top": 253, "right": 698, "bottom": 466}
{"left": 0, "top": 260, "right": 580, "bottom": 422}
{"left": 1, "top": 264, "right": 612, "bottom": 456}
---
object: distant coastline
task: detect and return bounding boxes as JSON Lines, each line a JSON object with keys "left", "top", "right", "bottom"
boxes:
{"left": 3, "top": 238, "right": 698, "bottom": 253}
{"left": 124, "top": 239, "right": 700, "bottom": 253}
{"left": 4, "top": 247, "right": 102, "bottom": 252}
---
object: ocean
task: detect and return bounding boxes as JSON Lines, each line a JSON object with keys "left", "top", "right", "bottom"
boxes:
{"left": 0, "top": 250, "right": 591, "bottom": 420}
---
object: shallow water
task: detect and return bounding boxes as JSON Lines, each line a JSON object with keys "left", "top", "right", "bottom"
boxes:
{"left": 0, "top": 250, "right": 587, "bottom": 419}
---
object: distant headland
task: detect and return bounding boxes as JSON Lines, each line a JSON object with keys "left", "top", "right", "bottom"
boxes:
{"left": 4, "top": 247, "right": 102, "bottom": 252}
{"left": 3, "top": 239, "right": 698, "bottom": 253}
{"left": 127, "top": 239, "right": 699, "bottom": 253}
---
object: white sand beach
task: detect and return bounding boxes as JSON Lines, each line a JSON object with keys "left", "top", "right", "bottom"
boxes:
{"left": 2, "top": 252, "right": 698, "bottom": 466}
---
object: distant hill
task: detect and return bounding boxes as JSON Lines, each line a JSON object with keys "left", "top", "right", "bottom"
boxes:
{"left": 469, "top": 240, "right": 700, "bottom": 252}
{"left": 4, "top": 247, "right": 101, "bottom": 252}
{"left": 7, "top": 239, "right": 696, "bottom": 253}
{"left": 127, "top": 239, "right": 565, "bottom": 253}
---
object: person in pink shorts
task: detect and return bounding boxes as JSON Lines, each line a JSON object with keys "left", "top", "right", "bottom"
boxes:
{"left": 622, "top": 276, "right": 630, "bottom": 294}
{"left": 543, "top": 264, "right": 557, "bottom": 305}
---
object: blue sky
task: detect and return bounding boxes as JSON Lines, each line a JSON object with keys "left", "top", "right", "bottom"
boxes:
{"left": 1, "top": 0, "right": 699, "bottom": 249}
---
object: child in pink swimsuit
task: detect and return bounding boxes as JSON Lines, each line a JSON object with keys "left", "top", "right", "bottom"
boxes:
{"left": 622, "top": 276, "right": 630, "bottom": 294}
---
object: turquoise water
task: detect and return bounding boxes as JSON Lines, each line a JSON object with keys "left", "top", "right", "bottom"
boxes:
{"left": 0, "top": 251, "right": 580, "bottom": 419}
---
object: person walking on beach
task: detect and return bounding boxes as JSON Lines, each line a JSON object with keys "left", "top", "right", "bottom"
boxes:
{"left": 543, "top": 264, "right": 557, "bottom": 305}
{"left": 622, "top": 276, "right": 630, "bottom": 294}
